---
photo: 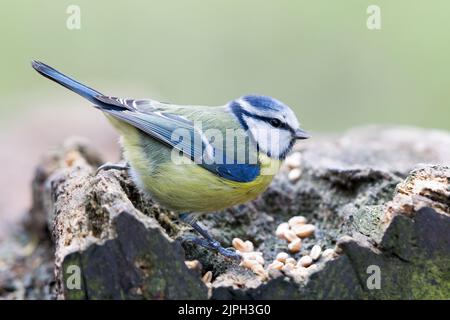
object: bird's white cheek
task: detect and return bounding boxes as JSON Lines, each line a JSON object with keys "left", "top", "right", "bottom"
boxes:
{"left": 269, "top": 129, "right": 291, "bottom": 158}
{"left": 244, "top": 116, "right": 270, "bottom": 153}
{"left": 244, "top": 116, "right": 291, "bottom": 158}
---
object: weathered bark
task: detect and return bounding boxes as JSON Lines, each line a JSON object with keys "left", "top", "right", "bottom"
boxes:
{"left": 3, "top": 125, "right": 450, "bottom": 299}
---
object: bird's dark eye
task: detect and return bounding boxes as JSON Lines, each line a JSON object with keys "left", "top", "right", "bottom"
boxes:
{"left": 269, "top": 118, "right": 282, "bottom": 128}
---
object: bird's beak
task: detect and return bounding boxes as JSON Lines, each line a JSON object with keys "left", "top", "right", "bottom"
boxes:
{"left": 294, "top": 128, "right": 310, "bottom": 140}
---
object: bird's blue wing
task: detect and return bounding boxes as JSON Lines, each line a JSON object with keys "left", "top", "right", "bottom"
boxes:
{"left": 29, "top": 62, "right": 259, "bottom": 182}
{"left": 211, "top": 163, "right": 260, "bottom": 183}
{"left": 101, "top": 103, "right": 260, "bottom": 183}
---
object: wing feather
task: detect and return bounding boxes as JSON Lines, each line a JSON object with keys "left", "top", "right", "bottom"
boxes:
{"left": 99, "top": 98, "right": 260, "bottom": 183}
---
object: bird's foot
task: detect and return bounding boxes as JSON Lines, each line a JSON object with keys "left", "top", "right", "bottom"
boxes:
{"left": 180, "top": 213, "right": 241, "bottom": 261}
{"left": 96, "top": 162, "right": 129, "bottom": 175}
{"left": 182, "top": 236, "right": 241, "bottom": 260}
{"left": 217, "top": 246, "right": 241, "bottom": 260}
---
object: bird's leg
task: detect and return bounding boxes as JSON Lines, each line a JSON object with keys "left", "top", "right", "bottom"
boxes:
{"left": 179, "top": 213, "right": 241, "bottom": 260}
{"left": 96, "top": 161, "right": 130, "bottom": 174}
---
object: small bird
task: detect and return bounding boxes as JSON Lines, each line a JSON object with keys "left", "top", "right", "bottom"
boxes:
{"left": 32, "top": 61, "right": 309, "bottom": 259}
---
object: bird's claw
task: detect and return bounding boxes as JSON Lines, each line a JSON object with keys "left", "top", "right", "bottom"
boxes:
{"left": 217, "top": 247, "right": 241, "bottom": 261}
{"left": 181, "top": 236, "right": 241, "bottom": 261}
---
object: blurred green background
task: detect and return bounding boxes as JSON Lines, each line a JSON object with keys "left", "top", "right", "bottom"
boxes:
{"left": 0, "top": 0, "right": 449, "bottom": 232}
{"left": 1, "top": 0, "right": 450, "bottom": 130}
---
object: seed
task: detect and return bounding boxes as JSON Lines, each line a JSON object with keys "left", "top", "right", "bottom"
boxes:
{"left": 244, "top": 240, "right": 254, "bottom": 252}
{"left": 275, "top": 223, "right": 290, "bottom": 239}
{"left": 185, "top": 260, "right": 202, "bottom": 271}
{"left": 288, "top": 216, "right": 307, "bottom": 227}
{"left": 232, "top": 238, "right": 253, "bottom": 252}
{"left": 285, "top": 257, "right": 297, "bottom": 266}
{"left": 267, "top": 260, "right": 284, "bottom": 270}
{"left": 281, "top": 263, "right": 294, "bottom": 273}
{"left": 251, "top": 263, "right": 268, "bottom": 280}
{"left": 322, "top": 248, "right": 335, "bottom": 259}
{"left": 283, "top": 229, "right": 299, "bottom": 243}
{"left": 307, "top": 264, "right": 319, "bottom": 274}
{"left": 288, "top": 238, "right": 302, "bottom": 253}
{"left": 288, "top": 168, "right": 302, "bottom": 182}
{"left": 275, "top": 252, "right": 289, "bottom": 263}
{"left": 292, "top": 224, "right": 316, "bottom": 238}
{"left": 310, "top": 245, "right": 322, "bottom": 261}
{"left": 232, "top": 238, "right": 246, "bottom": 251}
{"left": 240, "top": 258, "right": 260, "bottom": 269}
{"left": 285, "top": 152, "right": 302, "bottom": 168}
{"left": 298, "top": 255, "right": 313, "bottom": 268}
{"left": 202, "top": 271, "right": 212, "bottom": 284}
{"left": 241, "top": 252, "right": 265, "bottom": 265}
{"left": 233, "top": 238, "right": 254, "bottom": 253}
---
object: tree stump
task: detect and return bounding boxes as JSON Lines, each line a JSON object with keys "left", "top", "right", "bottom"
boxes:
{"left": 3, "top": 126, "right": 450, "bottom": 299}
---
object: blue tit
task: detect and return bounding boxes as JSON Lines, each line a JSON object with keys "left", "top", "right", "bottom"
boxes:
{"left": 32, "top": 61, "right": 309, "bottom": 259}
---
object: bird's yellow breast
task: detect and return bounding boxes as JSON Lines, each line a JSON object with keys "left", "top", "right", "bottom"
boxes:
{"left": 133, "top": 156, "right": 278, "bottom": 213}
{"left": 112, "top": 118, "right": 281, "bottom": 213}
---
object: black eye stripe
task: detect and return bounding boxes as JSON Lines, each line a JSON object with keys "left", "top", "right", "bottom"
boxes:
{"left": 262, "top": 117, "right": 288, "bottom": 130}
{"left": 230, "top": 100, "right": 297, "bottom": 160}
{"left": 269, "top": 118, "right": 282, "bottom": 128}
{"left": 234, "top": 106, "right": 293, "bottom": 133}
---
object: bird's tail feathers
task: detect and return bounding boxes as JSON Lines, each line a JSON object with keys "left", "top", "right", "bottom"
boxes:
{"left": 31, "top": 60, "right": 103, "bottom": 104}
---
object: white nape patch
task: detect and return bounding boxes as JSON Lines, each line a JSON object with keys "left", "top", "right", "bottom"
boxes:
{"left": 243, "top": 115, "right": 292, "bottom": 159}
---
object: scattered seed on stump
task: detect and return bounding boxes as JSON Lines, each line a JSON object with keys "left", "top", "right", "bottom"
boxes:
{"left": 288, "top": 216, "right": 307, "bottom": 227}
{"left": 285, "top": 152, "right": 302, "bottom": 168}
{"left": 283, "top": 229, "right": 299, "bottom": 242}
{"left": 267, "top": 260, "right": 284, "bottom": 270}
{"left": 288, "top": 238, "right": 302, "bottom": 253}
{"left": 288, "top": 168, "right": 302, "bottom": 182}
{"left": 232, "top": 238, "right": 253, "bottom": 252}
{"left": 298, "top": 255, "right": 313, "bottom": 268}
{"left": 292, "top": 224, "right": 316, "bottom": 238}
{"left": 310, "top": 245, "right": 322, "bottom": 261}
{"left": 276, "top": 252, "right": 289, "bottom": 263}
{"left": 276, "top": 223, "right": 290, "bottom": 239}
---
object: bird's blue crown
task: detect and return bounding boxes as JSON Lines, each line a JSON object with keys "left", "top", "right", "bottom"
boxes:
{"left": 241, "top": 95, "right": 287, "bottom": 111}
